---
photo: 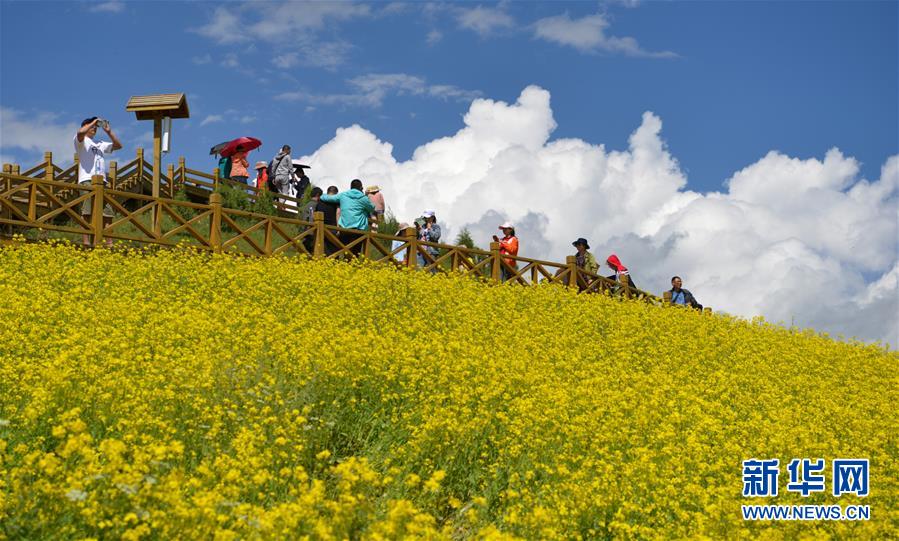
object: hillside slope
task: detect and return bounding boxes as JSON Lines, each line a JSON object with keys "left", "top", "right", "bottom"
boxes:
{"left": 0, "top": 243, "right": 896, "bottom": 539}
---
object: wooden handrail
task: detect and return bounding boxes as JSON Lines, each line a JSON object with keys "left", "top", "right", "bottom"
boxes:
{"left": 0, "top": 168, "right": 683, "bottom": 308}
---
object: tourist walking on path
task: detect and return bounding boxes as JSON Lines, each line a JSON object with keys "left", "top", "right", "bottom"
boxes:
{"left": 229, "top": 145, "right": 249, "bottom": 186}
{"left": 252, "top": 161, "right": 268, "bottom": 190}
{"left": 319, "top": 179, "right": 375, "bottom": 257}
{"left": 75, "top": 116, "right": 121, "bottom": 247}
{"left": 493, "top": 222, "right": 519, "bottom": 282}
{"left": 271, "top": 145, "right": 292, "bottom": 198}
{"left": 669, "top": 276, "right": 702, "bottom": 310}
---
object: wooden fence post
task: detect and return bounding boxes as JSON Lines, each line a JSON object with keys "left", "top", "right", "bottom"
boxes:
{"left": 313, "top": 211, "right": 325, "bottom": 257}
{"left": 109, "top": 161, "right": 117, "bottom": 191}
{"left": 44, "top": 152, "right": 53, "bottom": 181}
{"left": 91, "top": 174, "right": 105, "bottom": 246}
{"left": 264, "top": 218, "right": 273, "bottom": 256}
{"left": 136, "top": 148, "right": 144, "bottom": 180}
{"left": 213, "top": 167, "right": 220, "bottom": 191}
{"left": 490, "top": 241, "right": 502, "bottom": 283}
{"left": 27, "top": 173, "right": 37, "bottom": 221}
{"left": 167, "top": 164, "right": 175, "bottom": 198}
{"left": 209, "top": 192, "right": 223, "bottom": 254}
{"left": 178, "top": 157, "right": 186, "bottom": 191}
{"left": 620, "top": 274, "right": 631, "bottom": 299}
{"left": 566, "top": 256, "right": 578, "bottom": 289}
{"left": 405, "top": 226, "right": 417, "bottom": 268}
{"left": 663, "top": 291, "right": 672, "bottom": 305}
{"left": 73, "top": 153, "right": 79, "bottom": 182}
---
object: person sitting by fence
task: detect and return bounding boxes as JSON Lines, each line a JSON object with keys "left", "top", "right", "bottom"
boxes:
{"left": 229, "top": 145, "right": 249, "bottom": 186}
{"left": 75, "top": 117, "right": 122, "bottom": 247}
{"left": 366, "top": 185, "right": 385, "bottom": 231}
{"left": 570, "top": 237, "right": 599, "bottom": 290}
{"left": 493, "top": 222, "right": 518, "bottom": 282}
{"left": 669, "top": 276, "right": 702, "bottom": 310}
{"left": 605, "top": 253, "right": 638, "bottom": 291}
{"left": 270, "top": 145, "right": 292, "bottom": 199}
{"left": 417, "top": 210, "right": 441, "bottom": 271}
{"left": 252, "top": 161, "right": 268, "bottom": 190}
{"left": 319, "top": 179, "right": 375, "bottom": 258}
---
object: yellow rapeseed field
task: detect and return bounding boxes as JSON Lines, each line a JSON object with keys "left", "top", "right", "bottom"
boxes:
{"left": 0, "top": 242, "right": 896, "bottom": 539}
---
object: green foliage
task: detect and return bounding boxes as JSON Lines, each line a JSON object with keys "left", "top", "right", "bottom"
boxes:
{"left": 249, "top": 190, "right": 277, "bottom": 216}
{"left": 455, "top": 227, "right": 479, "bottom": 251}
{"left": 378, "top": 210, "right": 401, "bottom": 238}
{"left": 217, "top": 184, "right": 250, "bottom": 212}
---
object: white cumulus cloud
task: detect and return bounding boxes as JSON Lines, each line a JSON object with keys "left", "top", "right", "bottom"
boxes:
{"left": 296, "top": 86, "right": 897, "bottom": 344}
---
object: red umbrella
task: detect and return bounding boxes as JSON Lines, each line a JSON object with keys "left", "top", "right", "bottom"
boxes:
{"left": 220, "top": 137, "right": 262, "bottom": 157}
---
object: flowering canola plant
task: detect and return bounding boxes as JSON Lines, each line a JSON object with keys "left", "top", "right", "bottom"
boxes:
{"left": 0, "top": 242, "right": 896, "bottom": 539}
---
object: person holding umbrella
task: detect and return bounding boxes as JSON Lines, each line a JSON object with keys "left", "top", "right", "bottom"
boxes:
{"left": 229, "top": 145, "right": 249, "bottom": 186}
{"left": 219, "top": 137, "right": 262, "bottom": 187}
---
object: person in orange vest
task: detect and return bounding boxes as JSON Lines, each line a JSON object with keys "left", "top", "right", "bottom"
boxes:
{"left": 493, "top": 222, "right": 519, "bottom": 282}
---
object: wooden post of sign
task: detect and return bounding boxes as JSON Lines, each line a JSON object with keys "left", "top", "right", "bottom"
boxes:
{"left": 566, "top": 256, "right": 578, "bottom": 290}
{"left": 209, "top": 192, "right": 222, "bottom": 254}
{"left": 405, "top": 226, "right": 417, "bottom": 268}
{"left": 91, "top": 174, "right": 105, "bottom": 246}
{"left": 151, "top": 118, "right": 162, "bottom": 232}
{"left": 313, "top": 211, "right": 325, "bottom": 257}
{"left": 44, "top": 152, "right": 53, "bottom": 181}
{"left": 663, "top": 291, "right": 672, "bottom": 305}
{"left": 490, "top": 241, "right": 502, "bottom": 283}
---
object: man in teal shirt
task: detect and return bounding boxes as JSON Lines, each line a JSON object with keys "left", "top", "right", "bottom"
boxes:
{"left": 320, "top": 179, "right": 376, "bottom": 257}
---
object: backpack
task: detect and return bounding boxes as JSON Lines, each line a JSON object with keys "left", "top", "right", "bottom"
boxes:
{"left": 217, "top": 156, "right": 232, "bottom": 180}
{"left": 267, "top": 155, "right": 287, "bottom": 192}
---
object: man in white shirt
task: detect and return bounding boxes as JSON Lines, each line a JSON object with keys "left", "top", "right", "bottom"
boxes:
{"left": 75, "top": 117, "right": 122, "bottom": 246}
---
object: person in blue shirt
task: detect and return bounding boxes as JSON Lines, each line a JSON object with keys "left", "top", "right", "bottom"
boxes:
{"left": 669, "top": 276, "right": 702, "bottom": 310}
{"left": 320, "top": 178, "right": 375, "bottom": 257}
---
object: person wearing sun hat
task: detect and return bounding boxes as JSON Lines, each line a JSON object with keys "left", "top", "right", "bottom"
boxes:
{"left": 571, "top": 237, "right": 599, "bottom": 275}
{"left": 252, "top": 161, "right": 268, "bottom": 190}
{"left": 366, "top": 185, "right": 385, "bottom": 231}
{"left": 492, "top": 222, "right": 519, "bottom": 282}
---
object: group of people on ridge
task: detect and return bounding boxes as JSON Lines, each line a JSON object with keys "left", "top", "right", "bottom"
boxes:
{"left": 71, "top": 120, "right": 702, "bottom": 307}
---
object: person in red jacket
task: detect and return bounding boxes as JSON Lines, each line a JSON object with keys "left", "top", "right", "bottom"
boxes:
{"left": 493, "top": 222, "right": 519, "bottom": 282}
{"left": 605, "top": 253, "right": 638, "bottom": 291}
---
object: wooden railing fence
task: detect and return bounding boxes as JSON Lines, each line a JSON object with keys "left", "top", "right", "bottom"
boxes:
{"left": 1, "top": 156, "right": 713, "bottom": 312}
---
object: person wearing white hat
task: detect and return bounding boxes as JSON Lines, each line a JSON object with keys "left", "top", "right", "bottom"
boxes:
{"left": 492, "top": 222, "right": 518, "bottom": 282}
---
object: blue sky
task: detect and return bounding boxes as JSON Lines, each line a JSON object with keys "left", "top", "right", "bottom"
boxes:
{"left": 1, "top": 1, "right": 896, "bottom": 189}
{"left": 1, "top": 1, "right": 898, "bottom": 343}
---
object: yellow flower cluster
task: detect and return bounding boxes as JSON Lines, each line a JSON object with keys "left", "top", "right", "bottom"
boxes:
{"left": 0, "top": 242, "right": 895, "bottom": 539}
